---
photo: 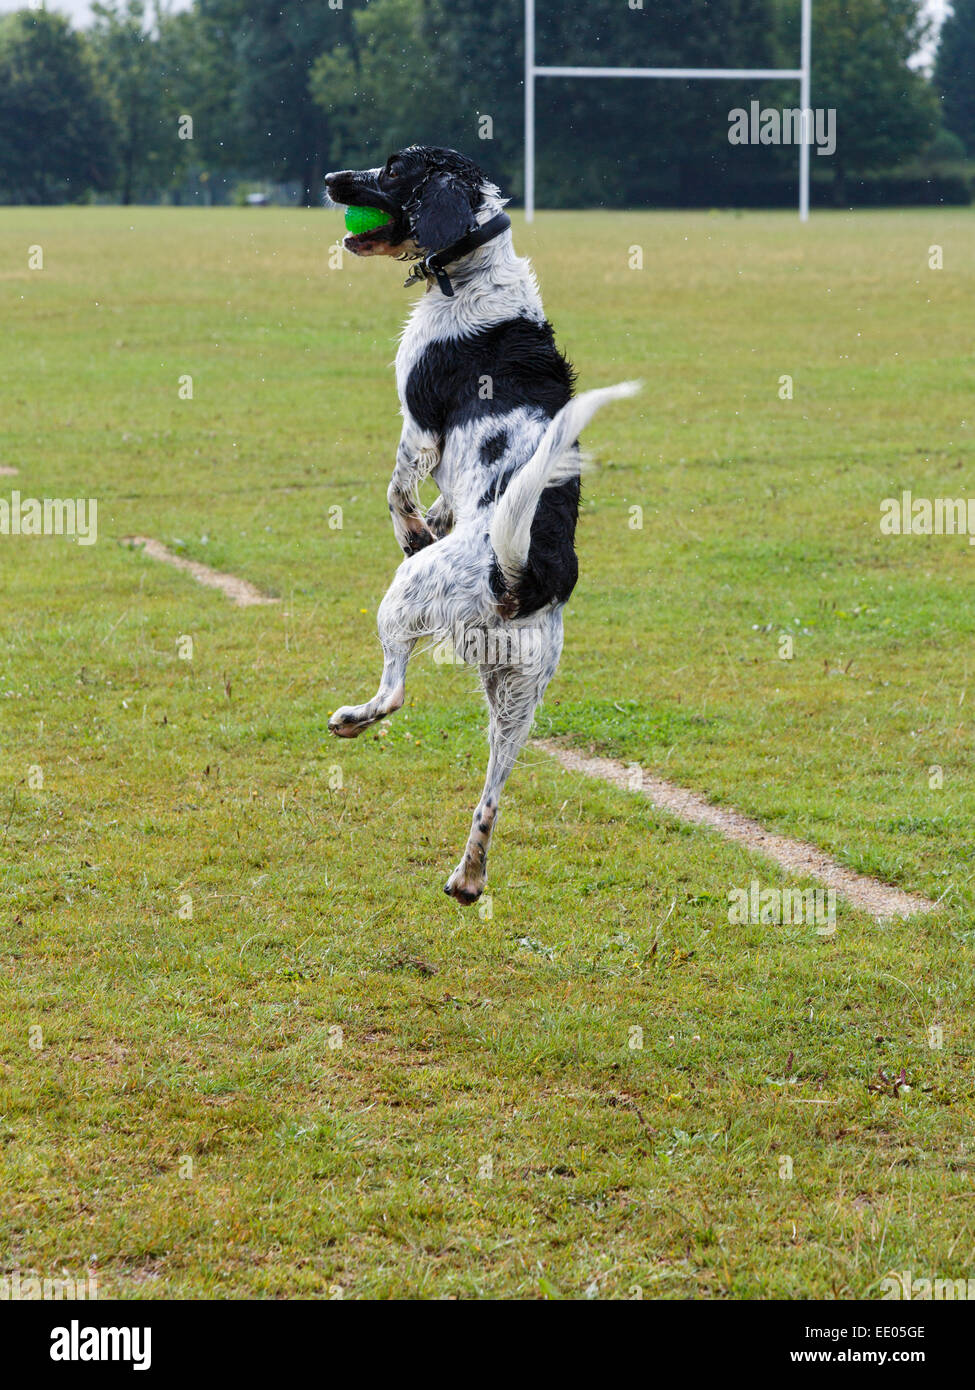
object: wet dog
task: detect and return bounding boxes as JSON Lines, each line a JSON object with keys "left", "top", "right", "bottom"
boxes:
{"left": 325, "top": 145, "right": 638, "bottom": 902}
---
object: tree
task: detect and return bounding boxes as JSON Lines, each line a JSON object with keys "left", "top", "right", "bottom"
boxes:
{"left": 156, "top": 4, "right": 244, "bottom": 184}
{"left": 90, "top": 0, "right": 180, "bottom": 204}
{"left": 531, "top": 0, "right": 782, "bottom": 207}
{"left": 935, "top": 0, "right": 975, "bottom": 155}
{"left": 199, "top": 0, "right": 354, "bottom": 206}
{"left": 311, "top": 0, "right": 781, "bottom": 207}
{"left": 781, "top": 0, "right": 937, "bottom": 201}
{"left": 310, "top": 0, "right": 457, "bottom": 171}
{"left": 0, "top": 9, "right": 117, "bottom": 204}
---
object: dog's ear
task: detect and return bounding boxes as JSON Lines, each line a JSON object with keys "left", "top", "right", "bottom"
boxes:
{"left": 410, "top": 173, "right": 476, "bottom": 254}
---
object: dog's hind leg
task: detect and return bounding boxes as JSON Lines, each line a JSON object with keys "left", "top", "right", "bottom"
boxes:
{"left": 445, "top": 615, "right": 564, "bottom": 904}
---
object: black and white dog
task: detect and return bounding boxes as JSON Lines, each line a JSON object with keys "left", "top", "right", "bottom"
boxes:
{"left": 324, "top": 146, "right": 637, "bottom": 904}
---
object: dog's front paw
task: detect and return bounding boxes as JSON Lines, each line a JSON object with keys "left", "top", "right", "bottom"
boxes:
{"left": 401, "top": 523, "right": 436, "bottom": 557}
{"left": 425, "top": 497, "right": 454, "bottom": 540}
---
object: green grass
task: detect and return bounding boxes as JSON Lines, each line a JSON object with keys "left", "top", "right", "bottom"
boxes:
{"left": 1, "top": 206, "right": 974, "bottom": 1299}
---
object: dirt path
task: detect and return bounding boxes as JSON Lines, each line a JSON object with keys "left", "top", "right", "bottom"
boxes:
{"left": 122, "top": 536, "right": 278, "bottom": 608}
{"left": 534, "top": 740, "right": 938, "bottom": 922}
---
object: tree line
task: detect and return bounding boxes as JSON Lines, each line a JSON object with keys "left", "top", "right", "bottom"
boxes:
{"left": 0, "top": 0, "right": 972, "bottom": 208}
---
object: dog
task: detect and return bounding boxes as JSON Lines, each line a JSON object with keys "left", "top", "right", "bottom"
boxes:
{"left": 324, "top": 145, "right": 638, "bottom": 903}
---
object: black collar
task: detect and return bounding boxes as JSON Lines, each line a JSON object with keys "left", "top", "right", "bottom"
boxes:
{"left": 403, "top": 212, "right": 511, "bottom": 297}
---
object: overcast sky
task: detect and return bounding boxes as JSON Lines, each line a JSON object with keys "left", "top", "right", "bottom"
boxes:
{"left": 0, "top": 0, "right": 953, "bottom": 63}
{"left": 0, "top": 0, "right": 190, "bottom": 22}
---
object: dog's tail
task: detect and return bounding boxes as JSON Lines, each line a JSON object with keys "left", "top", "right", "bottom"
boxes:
{"left": 488, "top": 380, "right": 642, "bottom": 588}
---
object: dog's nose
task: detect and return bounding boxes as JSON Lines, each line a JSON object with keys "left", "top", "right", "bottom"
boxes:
{"left": 323, "top": 171, "right": 351, "bottom": 208}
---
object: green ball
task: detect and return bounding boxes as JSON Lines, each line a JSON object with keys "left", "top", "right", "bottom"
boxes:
{"left": 344, "top": 205, "right": 392, "bottom": 235}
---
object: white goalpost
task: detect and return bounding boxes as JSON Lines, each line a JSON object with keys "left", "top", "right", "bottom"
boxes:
{"left": 524, "top": 0, "right": 813, "bottom": 221}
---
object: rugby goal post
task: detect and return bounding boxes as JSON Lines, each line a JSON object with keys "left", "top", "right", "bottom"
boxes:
{"left": 524, "top": 0, "right": 812, "bottom": 221}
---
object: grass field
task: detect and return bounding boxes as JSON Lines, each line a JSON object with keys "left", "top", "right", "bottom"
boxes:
{"left": 1, "top": 205, "right": 974, "bottom": 1300}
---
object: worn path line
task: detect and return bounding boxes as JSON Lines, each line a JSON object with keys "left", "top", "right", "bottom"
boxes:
{"left": 534, "top": 740, "right": 937, "bottom": 922}
{"left": 122, "top": 536, "right": 277, "bottom": 608}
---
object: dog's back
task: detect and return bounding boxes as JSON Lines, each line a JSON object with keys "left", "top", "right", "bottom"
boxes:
{"left": 396, "top": 235, "right": 584, "bottom": 618}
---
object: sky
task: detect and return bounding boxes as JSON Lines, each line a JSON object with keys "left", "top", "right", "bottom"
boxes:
{"left": 0, "top": 0, "right": 190, "bottom": 22}
{"left": 0, "top": 0, "right": 954, "bottom": 62}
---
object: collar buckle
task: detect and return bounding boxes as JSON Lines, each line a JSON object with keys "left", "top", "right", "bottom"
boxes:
{"left": 403, "top": 212, "right": 511, "bottom": 297}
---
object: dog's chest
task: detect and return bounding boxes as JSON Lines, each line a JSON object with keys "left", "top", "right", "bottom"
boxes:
{"left": 395, "top": 292, "right": 463, "bottom": 414}
{"left": 394, "top": 264, "right": 544, "bottom": 417}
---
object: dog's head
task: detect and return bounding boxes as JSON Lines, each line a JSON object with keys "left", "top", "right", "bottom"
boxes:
{"left": 325, "top": 145, "right": 491, "bottom": 260}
